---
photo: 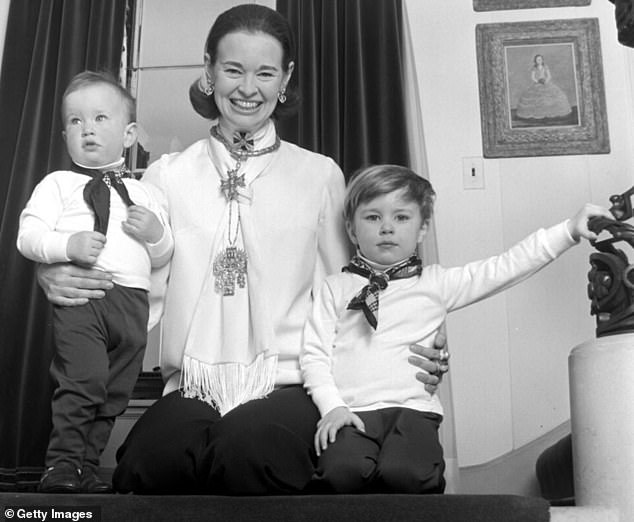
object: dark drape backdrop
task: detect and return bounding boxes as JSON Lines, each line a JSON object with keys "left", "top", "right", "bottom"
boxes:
{"left": 276, "top": 0, "right": 409, "bottom": 179}
{"left": 0, "top": 0, "right": 128, "bottom": 491}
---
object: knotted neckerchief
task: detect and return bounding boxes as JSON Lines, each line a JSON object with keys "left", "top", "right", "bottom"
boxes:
{"left": 71, "top": 162, "right": 135, "bottom": 235}
{"left": 345, "top": 254, "right": 423, "bottom": 329}
{"left": 180, "top": 120, "right": 280, "bottom": 416}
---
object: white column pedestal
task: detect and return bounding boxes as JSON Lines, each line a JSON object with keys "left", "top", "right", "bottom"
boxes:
{"left": 569, "top": 334, "right": 634, "bottom": 522}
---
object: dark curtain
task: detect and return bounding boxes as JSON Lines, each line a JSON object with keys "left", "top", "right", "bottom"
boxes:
{"left": 0, "top": 0, "right": 128, "bottom": 491}
{"left": 276, "top": 0, "right": 410, "bottom": 179}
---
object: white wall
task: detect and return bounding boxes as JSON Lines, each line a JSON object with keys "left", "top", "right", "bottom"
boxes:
{"left": 0, "top": 0, "right": 10, "bottom": 76}
{"left": 405, "top": 0, "right": 634, "bottom": 467}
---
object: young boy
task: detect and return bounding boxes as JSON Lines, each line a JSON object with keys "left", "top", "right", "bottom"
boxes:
{"left": 300, "top": 164, "right": 612, "bottom": 494}
{"left": 17, "top": 71, "right": 174, "bottom": 494}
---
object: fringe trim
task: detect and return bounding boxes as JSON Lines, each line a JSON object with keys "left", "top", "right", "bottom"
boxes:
{"left": 180, "top": 353, "right": 277, "bottom": 416}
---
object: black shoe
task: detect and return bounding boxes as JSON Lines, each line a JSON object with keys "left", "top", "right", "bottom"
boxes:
{"left": 38, "top": 463, "right": 81, "bottom": 493}
{"left": 81, "top": 467, "right": 112, "bottom": 494}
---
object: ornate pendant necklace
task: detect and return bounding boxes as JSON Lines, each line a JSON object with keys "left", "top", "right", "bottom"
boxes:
{"left": 210, "top": 125, "right": 281, "bottom": 296}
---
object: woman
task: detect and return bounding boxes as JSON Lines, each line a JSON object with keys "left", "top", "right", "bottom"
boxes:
{"left": 38, "top": 4, "right": 447, "bottom": 494}
{"left": 516, "top": 54, "right": 572, "bottom": 121}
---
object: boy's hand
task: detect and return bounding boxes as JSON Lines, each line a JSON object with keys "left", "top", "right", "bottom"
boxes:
{"left": 122, "top": 205, "right": 164, "bottom": 243}
{"left": 568, "top": 203, "right": 615, "bottom": 241}
{"left": 67, "top": 231, "right": 106, "bottom": 265}
{"left": 315, "top": 406, "right": 365, "bottom": 456}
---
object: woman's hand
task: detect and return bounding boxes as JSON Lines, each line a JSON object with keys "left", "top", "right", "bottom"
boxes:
{"left": 37, "top": 263, "right": 113, "bottom": 306}
{"left": 314, "top": 406, "right": 365, "bottom": 456}
{"left": 408, "top": 328, "right": 450, "bottom": 394}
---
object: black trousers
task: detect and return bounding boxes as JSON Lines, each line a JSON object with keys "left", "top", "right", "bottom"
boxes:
{"left": 113, "top": 385, "right": 321, "bottom": 494}
{"left": 314, "top": 408, "right": 445, "bottom": 494}
{"left": 46, "top": 283, "right": 148, "bottom": 470}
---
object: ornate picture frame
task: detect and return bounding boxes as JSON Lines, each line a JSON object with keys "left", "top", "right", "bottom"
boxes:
{"left": 473, "top": 0, "right": 591, "bottom": 11}
{"left": 476, "top": 18, "right": 609, "bottom": 158}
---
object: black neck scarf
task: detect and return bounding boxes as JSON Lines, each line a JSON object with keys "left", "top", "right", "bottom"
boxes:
{"left": 345, "top": 254, "right": 422, "bottom": 329}
{"left": 71, "top": 163, "right": 135, "bottom": 235}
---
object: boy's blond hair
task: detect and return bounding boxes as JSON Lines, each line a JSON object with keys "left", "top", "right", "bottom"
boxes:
{"left": 344, "top": 165, "right": 436, "bottom": 225}
{"left": 61, "top": 71, "right": 136, "bottom": 123}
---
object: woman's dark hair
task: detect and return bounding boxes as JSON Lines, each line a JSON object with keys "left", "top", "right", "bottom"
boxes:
{"left": 189, "top": 4, "right": 299, "bottom": 121}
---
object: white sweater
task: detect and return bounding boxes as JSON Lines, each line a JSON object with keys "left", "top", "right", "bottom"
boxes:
{"left": 17, "top": 170, "right": 173, "bottom": 291}
{"left": 301, "top": 221, "right": 577, "bottom": 417}
{"left": 142, "top": 138, "right": 351, "bottom": 393}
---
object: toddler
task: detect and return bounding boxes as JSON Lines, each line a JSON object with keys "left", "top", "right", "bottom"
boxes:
{"left": 17, "top": 71, "right": 174, "bottom": 493}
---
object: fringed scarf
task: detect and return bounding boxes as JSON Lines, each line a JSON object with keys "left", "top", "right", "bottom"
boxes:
{"left": 180, "top": 120, "right": 279, "bottom": 415}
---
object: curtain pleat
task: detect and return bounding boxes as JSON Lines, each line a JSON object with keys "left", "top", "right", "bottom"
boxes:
{"left": 277, "top": 0, "right": 409, "bottom": 178}
{"left": 0, "top": 0, "right": 127, "bottom": 491}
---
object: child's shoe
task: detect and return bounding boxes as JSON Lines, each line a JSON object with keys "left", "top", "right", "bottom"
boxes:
{"left": 81, "top": 467, "right": 112, "bottom": 494}
{"left": 38, "top": 462, "right": 81, "bottom": 493}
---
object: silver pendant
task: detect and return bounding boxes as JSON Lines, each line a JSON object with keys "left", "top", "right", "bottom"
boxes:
{"left": 213, "top": 246, "right": 248, "bottom": 296}
{"left": 220, "top": 169, "right": 246, "bottom": 201}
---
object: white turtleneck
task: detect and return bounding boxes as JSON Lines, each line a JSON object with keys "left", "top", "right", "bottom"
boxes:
{"left": 17, "top": 163, "right": 173, "bottom": 291}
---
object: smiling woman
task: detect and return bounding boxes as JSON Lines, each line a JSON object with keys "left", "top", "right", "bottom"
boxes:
{"left": 109, "top": 3, "right": 352, "bottom": 494}
{"left": 205, "top": 31, "right": 294, "bottom": 134}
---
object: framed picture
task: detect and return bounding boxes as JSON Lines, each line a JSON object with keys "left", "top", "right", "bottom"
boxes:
{"left": 476, "top": 18, "right": 609, "bottom": 158}
{"left": 474, "top": 0, "right": 591, "bottom": 11}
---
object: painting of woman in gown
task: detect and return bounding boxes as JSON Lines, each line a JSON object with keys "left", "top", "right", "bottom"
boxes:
{"left": 477, "top": 20, "right": 609, "bottom": 157}
{"left": 508, "top": 48, "right": 579, "bottom": 128}
{"left": 516, "top": 54, "right": 572, "bottom": 120}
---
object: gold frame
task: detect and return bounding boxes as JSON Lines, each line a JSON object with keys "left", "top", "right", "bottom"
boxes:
{"left": 476, "top": 18, "right": 609, "bottom": 158}
{"left": 474, "top": 0, "right": 591, "bottom": 11}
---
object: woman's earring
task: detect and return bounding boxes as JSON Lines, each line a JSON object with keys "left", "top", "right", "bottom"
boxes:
{"left": 277, "top": 88, "right": 287, "bottom": 104}
{"left": 199, "top": 69, "right": 214, "bottom": 97}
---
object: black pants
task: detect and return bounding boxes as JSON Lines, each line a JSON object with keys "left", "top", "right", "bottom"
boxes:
{"left": 314, "top": 408, "right": 445, "bottom": 494}
{"left": 47, "top": 284, "right": 148, "bottom": 471}
{"left": 113, "top": 385, "right": 321, "bottom": 494}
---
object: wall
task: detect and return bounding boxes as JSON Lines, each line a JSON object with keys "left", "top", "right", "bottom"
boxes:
{"left": 0, "top": 0, "right": 9, "bottom": 76}
{"left": 405, "top": 0, "right": 634, "bottom": 468}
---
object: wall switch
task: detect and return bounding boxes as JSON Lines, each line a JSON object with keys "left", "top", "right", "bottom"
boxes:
{"left": 462, "top": 157, "right": 485, "bottom": 190}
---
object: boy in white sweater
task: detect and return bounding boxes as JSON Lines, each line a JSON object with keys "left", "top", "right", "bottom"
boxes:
{"left": 17, "top": 71, "right": 173, "bottom": 494}
{"left": 300, "top": 164, "right": 611, "bottom": 494}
